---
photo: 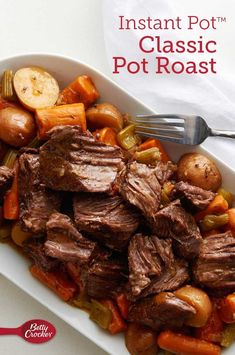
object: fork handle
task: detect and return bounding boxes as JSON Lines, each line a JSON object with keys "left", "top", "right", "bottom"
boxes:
{"left": 209, "top": 128, "right": 235, "bottom": 139}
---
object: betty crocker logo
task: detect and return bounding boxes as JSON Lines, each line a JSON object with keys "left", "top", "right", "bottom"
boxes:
{"left": 0, "top": 319, "right": 56, "bottom": 343}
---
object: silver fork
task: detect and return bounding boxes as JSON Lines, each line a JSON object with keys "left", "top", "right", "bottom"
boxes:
{"left": 133, "top": 114, "right": 235, "bottom": 145}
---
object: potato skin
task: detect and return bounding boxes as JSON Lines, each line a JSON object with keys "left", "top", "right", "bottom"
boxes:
{"left": 0, "top": 107, "right": 36, "bottom": 147}
{"left": 125, "top": 323, "right": 158, "bottom": 355}
{"left": 174, "top": 285, "right": 212, "bottom": 327}
{"left": 177, "top": 153, "right": 222, "bottom": 192}
{"left": 86, "top": 103, "right": 123, "bottom": 131}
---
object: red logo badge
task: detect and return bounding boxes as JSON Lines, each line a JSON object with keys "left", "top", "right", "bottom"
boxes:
{"left": 0, "top": 319, "right": 56, "bottom": 343}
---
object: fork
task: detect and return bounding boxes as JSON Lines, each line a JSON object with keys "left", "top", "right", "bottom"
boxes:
{"left": 132, "top": 114, "right": 235, "bottom": 145}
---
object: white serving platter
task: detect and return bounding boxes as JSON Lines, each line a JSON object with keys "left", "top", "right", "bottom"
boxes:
{"left": 0, "top": 53, "right": 234, "bottom": 355}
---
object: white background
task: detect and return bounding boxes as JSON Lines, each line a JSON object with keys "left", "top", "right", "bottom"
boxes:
{"left": 0, "top": 0, "right": 234, "bottom": 354}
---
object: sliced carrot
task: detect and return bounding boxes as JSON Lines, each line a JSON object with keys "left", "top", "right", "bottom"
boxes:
{"left": 139, "top": 138, "right": 170, "bottom": 162}
{"left": 57, "top": 75, "right": 99, "bottom": 108}
{"left": 195, "top": 195, "right": 229, "bottom": 222}
{"left": 35, "top": 103, "right": 86, "bottom": 139}
{"left": 195, "top": 302, "right": 224, "bottom": 343}
{"left": 217, "top": 294, "right": 235, "bottom": 324}
{"left": 227, "top": 208, "right": 235, "bottom": 231}
{"left": 101, "top": 299, "right": 126, "bottom": 334}
{"left": 30, "top": 265, "right": 77, "bottom": 302}
{"left": 3, "top": 160, "right": 19, "bottom": 220}
{"left": 116, "top": 293, "right": 130, "bottom": 319}
{"left": 93, "top": 127, "right": 118, "bottom": 146}
{"left": 158, "top": 330, "right": 221, "bottom": 355}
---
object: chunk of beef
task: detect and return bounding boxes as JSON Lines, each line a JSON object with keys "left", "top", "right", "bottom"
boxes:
{"left": 130, "top": 259, "right": 189, "bottom": 300}
{"left": 153, "top": 161, "right": 177, "bottom": 185}
{"left": 117, "top": 162, "right": 162, "bottom": 219}
{"left": 194, "top": 232, "right": 235, "bottom": 291}
{"left": 128, "top": 292, "right": 196, "bottom": 330}
{"left": 73, "top": 193, "right": 139, "bottom": 250}
{"left": 66, "top": 248, "right": 112, "bottom": 289}
{"left": 45, "top": 213, "right": 97, "bottom": 264}
{"left": 87, "top": 259, "right": 127, "bottom": 299}
{"left": 23, "top": 237, "right": 59, "bottom": 271}
{"left": 173, "top": 181, "right": 215, "bottom": 210}
{"left": 39, "top": 125, "right": 124, "bottom": 193}
{"left": 152, "top": 199, "right": 202, "bottom": 259}
{"left": 128, "top": 234, "right": 174, "bottom": 297}
{"left": 18, "top": 153, "right": 61, "bottom": 234}
{"left": 0, "top": 166, "right": 14, "bottom": 202}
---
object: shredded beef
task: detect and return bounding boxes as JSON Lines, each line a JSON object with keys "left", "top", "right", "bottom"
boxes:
{"left": 173, "top": 181, "right": 216, "bottom": 210}
{"left": 128, "top": 234, "right": 174, "bottom": 297}
{"left": 153, "top": 161, "right": 177, "bottom": 185}
{"left": 117, "top": 162, "right": 162, "bottom": 219}
{"left": 73, "top": 193, "right": 139, "bottom": 250}
{"left": 18, "top": 153, "right": 61, "bottom": 234}
{"left": 131, "top": 259, "right": 189, "bottom": 300}
{"left": 45, "top": 212, "right": 97, "bottom": 264}
{"left": 39, "top": 125, "right": 124, "bottom": 193}
{"left": 194, "top": 231, "right": 235, "bottom": 291}
{"left": 128, "top": 292, "right": 196, "bottom": 330}
{"left": 152, "top": 199, "right": 202, "bottom": 259}
{"left": 87, "top": 258, "right": 127, "bottom": 299}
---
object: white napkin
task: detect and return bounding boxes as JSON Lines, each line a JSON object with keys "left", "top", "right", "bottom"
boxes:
{"left": 102, "top": 0, "right": 235, "bottom": 169}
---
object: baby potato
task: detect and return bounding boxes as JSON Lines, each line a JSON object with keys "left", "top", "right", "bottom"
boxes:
{"left": 86, "top": 103, "right": 123, "bottom": 131}
{"left": 125, "top": 323, "right": 158, "bottom": 355}
{"left": 0, "top": 107, "right": 36, "bottom": 147}
{"left": 174, "top": 285, "right": 212, "bottom": 327}
{"left": 11, "top": 222, "right": 32, "bottom": 246}
{"left": 13, "top": 67, "right": 59, "bottom": 111}
{"left": 177, "top": 153, "right": 222, "bottom": 192}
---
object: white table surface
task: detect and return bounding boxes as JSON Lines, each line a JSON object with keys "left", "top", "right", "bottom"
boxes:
{"left": 0, "top": 0, "right": 234, "bottom": 354}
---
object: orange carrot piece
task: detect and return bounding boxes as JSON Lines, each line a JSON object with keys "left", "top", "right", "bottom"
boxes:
{"left": 217, "top": 294, "right": 235, "bottom": 324}
{"left": 139, "top": 138, "right": 170, "bottom": 162}
{"left": 35, "top": 103, "right": 86, "bottom": 139}
{"left": 195, "top": 195, "right": 229, "bottom": 222}
{"left": 227, "top": 208, "right": 235, "bottom": 231}
{"left": 158, "top": 330, "right": 221, "bottom": 355}
{"left": 3, "top": 161, "right": 19, "bottom": 220}
{"left": 30, "top": 265, "right": 77, "bottom": 302}
{"left": 57, "top": 75, "right": 99, "bottom": 108}
{"left": 195, "top": 302, "right": 224, "bottom": 343}
{"left": 93, "top": 127, "right": 118, "bottom": 146}
{"left": 101, "top": 299, "right": 126, "bottom": 334}
{"left": 116, "top": 293, "right": 130, "bottom": 319}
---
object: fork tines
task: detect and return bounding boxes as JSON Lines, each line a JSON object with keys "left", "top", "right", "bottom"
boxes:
{"left": 134, "top": 114, "right": 185, "bottom": 143}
